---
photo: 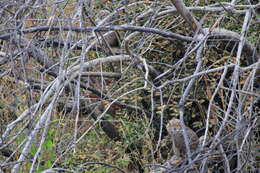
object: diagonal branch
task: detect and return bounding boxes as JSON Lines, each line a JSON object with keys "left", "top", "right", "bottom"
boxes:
{"left": 170, "top": 0, "right": 204, "bottom": 34}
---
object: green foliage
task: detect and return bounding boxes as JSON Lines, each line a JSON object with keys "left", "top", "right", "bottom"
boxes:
{"left": 24, "top": 127, "right": 56, "bottom": 172}
{"left": 116, "top": 157, "right": 131, "bottom": 167}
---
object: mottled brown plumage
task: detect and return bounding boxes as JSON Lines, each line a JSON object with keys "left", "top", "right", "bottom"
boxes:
{"left": 166, "top": 118, "right": 199, "bottom": 157}
{"left": 96, "top": 10, "right": 112, "bottom": 24}
{"left": 96, "top": 10, "right": 120, "bottom": 48}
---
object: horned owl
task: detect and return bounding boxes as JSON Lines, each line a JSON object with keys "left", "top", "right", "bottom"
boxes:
{"left": 96, "top": 10, "right": 120, "bottom": 47}
{"left": 166, "top": 118, "right": 199, "bottom": 157}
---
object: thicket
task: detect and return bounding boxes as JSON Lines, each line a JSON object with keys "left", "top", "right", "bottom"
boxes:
{"left": 0, "top": 0, "right": 259, "bottom": 172}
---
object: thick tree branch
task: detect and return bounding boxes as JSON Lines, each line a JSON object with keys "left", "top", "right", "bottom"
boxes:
{"left": 170, "top": 0, "right": 204, "bottom": 34}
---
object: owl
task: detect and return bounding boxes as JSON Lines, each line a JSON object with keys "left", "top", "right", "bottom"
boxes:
{"left": 96, "top": 10, "right": 120, "bottom": 48}
{"left": 166, "top": 118, "right": 199, "bottom": 157}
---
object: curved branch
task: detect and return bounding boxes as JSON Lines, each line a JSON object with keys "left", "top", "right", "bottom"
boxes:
{"left": 0, "top": 25, "right": 193, "bottom": 42}
{"left": 205, "top": 28, "right": 260, "bottom": 63}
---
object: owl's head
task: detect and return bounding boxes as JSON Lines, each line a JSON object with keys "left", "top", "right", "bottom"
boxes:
{"left": 96, "top": 10, "right": 111, "bottom": 24}
{"left": 166, "top": 118, "right": 182, "bottom": 131}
